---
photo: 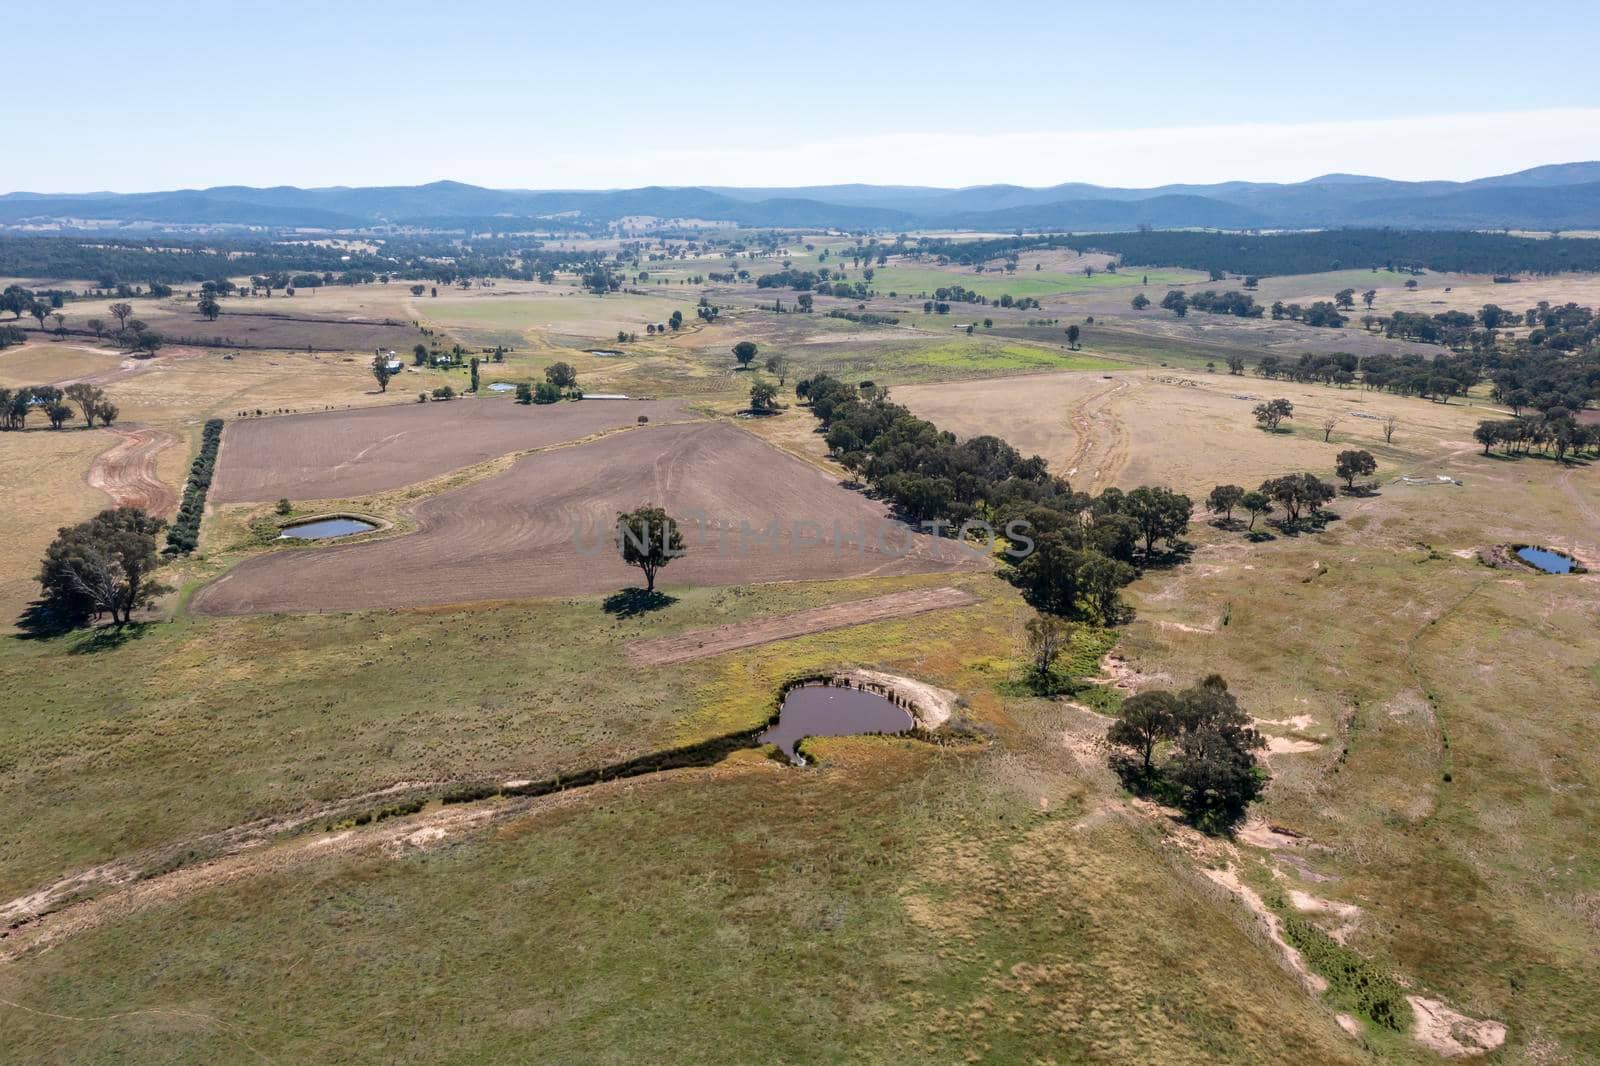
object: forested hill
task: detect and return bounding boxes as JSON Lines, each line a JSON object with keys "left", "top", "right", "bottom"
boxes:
{"left": 4, "top": 162, "right": 1600, "bottom": 233}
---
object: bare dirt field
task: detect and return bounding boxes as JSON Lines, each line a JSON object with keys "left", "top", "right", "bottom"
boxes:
{"left": 626, "top": 585, "right": 980, "bottom": 665}
{"left": 192, "top": 421, "right": 986, "bottom": 614}
{"left": 211, "top": 396, "right": 693, "bottom": 503}
{"left": 54, "top": 298, "right": 424, "bottom": 353}
{"left": 86, "top": 425, "right": 180, "bottom": 515}
{"left": 897, "top": 369, "right": 1491, "bottom": 494}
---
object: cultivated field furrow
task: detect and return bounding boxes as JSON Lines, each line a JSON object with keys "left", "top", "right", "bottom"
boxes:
{"left": 193, "top": 421, "right": 985, "bottom": 614}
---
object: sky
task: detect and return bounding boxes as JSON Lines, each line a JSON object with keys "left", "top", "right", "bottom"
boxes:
{"left": 13, "top": 0, "right": 1600, "bottom": 193}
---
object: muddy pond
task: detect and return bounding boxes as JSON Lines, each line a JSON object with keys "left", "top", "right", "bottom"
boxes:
{"left": 759, "top": 683, "right": 914, "bottom": 765}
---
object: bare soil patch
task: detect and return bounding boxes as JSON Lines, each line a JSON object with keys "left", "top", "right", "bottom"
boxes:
{"left": 86, "top": 426, "right": 180, "bottom": 515}
{"left": 1407, "top": 996, "right": 1507, "bottom": 1058}
{"left": 211, "top": 397, "right": 691, "bottom": 503}
{"left": 193, "top": 421, "right": 985, "bottom": 614}
{"left": 626, "top": 586, "right": 978, "bottom": 666}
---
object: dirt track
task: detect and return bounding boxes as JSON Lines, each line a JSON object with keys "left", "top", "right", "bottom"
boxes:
{"left": 193, "top": 421, "right": 985, "bottom": 615}
{"left": 626, "top": 586, "right": 980, "bottom": 666}
{"left": 86, "top": 426, "right": 180, "bottom": 515}
{"left": 211, "top": 396, "right": 692, "bottom": 503}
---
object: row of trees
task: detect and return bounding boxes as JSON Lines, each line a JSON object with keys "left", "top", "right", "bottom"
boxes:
{"left": 1206, "top": 466, "right": 1349, "bottom": 531}
{"left": 0, "top": 383, "right": 118, "bottom": 431}
{"left": 0, "top": 234, "right": 614, "bottom": 292}
{"left": 796, "top": 373, "right": 1191, "bottom": 624}
{"left": 1473, "top": 413, "right": 1600, "bottom": 461}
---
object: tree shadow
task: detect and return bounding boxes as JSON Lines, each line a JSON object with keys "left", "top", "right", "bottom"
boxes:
{"left": 66, "top": 623, "right": 155, "bottom": 655}
{"left": 13, "top": 599, "right": 79, "bottom": 640}
{"left": 602, "top": 588, "right": 678, "bottom": 618}
{"left": 13, "top": 600, "right": 154, "bottom": 653}
{"left": 1339, "top": 483, "right": 1381, "bottom": 498}
{"left": 1245, "top": 528, "right": 1276, "bottom": 542}
{"left": 1141, "top": 540, "right": 1195, "bottom": 569}
{"left": 1208, "top": 517, "right": 1245, "bottom": 532}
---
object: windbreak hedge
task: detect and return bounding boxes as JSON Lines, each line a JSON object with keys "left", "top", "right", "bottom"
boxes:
{"left": 164, "top": 418, "right": 223, "bottom": 555}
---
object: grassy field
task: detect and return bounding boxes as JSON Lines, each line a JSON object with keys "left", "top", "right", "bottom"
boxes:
{"left": 3, "top": 262, "right": 1599, "bottom": 1062}
{"left": 896, "top": 368, "right": 1495, "bottom": 495}
{"left": 871, "top": 264, "right": 1199, "bottom": 300}
{"left": 0, "top": 343, "right": 124, "bottom": 386}
{"left": 423, "top": 291, "right": 690, "bottom": 344}
{"left": 0, "top": 429, "right": 117, "bottom": 615}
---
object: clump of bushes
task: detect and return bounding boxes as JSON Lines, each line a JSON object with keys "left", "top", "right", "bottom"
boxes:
{"left": 1279, "top": 911, "right": 1411, "bottom": 1032}
{"left": 164, "top": 418, "right": 223, "bottom": 555}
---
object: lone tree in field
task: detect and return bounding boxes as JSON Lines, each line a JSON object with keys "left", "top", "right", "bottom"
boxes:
{"left": 763, "top": 352, "right": 788, "bottom": 386}
{"left": 65, "top": 382, "right": 106, "bottom": 428}
{"left": 1253, "top": 398, "right": 1294, "bottom": 432}
{"left": 1320, "top": 412, "right": 1342, "bottom": 442}
{"left": 1130, "top": 293, "right": 1150, "bottom": 311}
{"left": 371, "top": 352, "right": 394, "bottom": 392}
{"left": 94, "top": 401, "right": 118, "bottom": 426}
{"left": 1381, "top": 413, "right": 1399, "bottom": 444}
{"left": 1024, "top": 613, "right": 1072, "bottom": 680}
{"left": 38, "top": 506, "right": 171, "bottom": 627}
{"left": 732, "top": 340, "right": 759, "bottom": 369}
{"left": 197, "top": 292, "right": 222, "bottom": 321}
{"left": 1065, "top": 324, "right": 1081, "bottom": 349}
{"left": 86, "top": 317, "right": 106, "bottom": 339}
{"left": 749, "top": 378, "right": 779, "bottom": 413}
{"left": 1165, "top": 675, "right": 1268, "bottom": 832}
{"left": 1105, "top": 674, "right": 1267, "bottom": 833}
{"left": 1226, "top": 355, "right": 1245, "bottom": 375}
{"left": 1206, "top": 484, "right": 1245, "bottom": 524}
{"left": 109, "top": 302, "right": 134, "bottom": 331}
{"left": 1334, "top": 449, "right": 1377, "bottom": 489}
{"left": 545, "top": 361, "right": 577, "bottom": 390}
{"left": 616, "top": 505, "right": 685, "bottom": 593}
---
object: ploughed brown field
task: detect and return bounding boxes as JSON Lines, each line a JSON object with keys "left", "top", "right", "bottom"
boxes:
{"left": 192, "top": 421, "right": 986, "bottom": 614}
{"left": 211, "top": 396, "right": 693, "bottom": 503}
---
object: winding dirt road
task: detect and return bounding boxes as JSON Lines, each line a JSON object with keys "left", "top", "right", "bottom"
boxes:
{"left": 86, "top": 426, "right": 180, "bottom": 516}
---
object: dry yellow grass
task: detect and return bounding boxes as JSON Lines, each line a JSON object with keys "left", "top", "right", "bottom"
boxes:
{"left": 897, "top": 368, "right": 1492, "bottom": 494}
{"left": 0, "top": 343, "right": 125, "bottom": 387}
{"left": 0, "top": 429, "right": 119, "bottom": 617}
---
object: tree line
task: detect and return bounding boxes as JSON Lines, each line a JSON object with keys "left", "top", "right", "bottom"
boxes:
{"left": 1, "top": 383, "right": 118, "bottom": 430}
{"left": 795, "top": 373, "right": 1192, "bottom": 625}
{"left": 1082, "top": 229, "right": 1600, "bottom": 276}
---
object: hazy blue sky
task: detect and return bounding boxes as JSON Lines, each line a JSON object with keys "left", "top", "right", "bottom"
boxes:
{"left": 15, "top": 0, "right": 1600, "bottom": 192}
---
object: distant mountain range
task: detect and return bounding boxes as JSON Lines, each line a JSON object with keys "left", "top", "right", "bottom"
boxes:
{"left": 5, "top": 163, "right": 1600, "bottom": 234}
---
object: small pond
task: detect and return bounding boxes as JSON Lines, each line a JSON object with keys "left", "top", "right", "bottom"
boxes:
{"left": 487, "top": 382, "right": 517, "bottom": 392}
{"left": 759, "top": 683, "right": 913, "bottom": 765}
{"left": 1515, "top": 545, "right": 1578, "bottom": 574}
{"left": 280, "top": 517, "right": 379, "bottom": 540}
